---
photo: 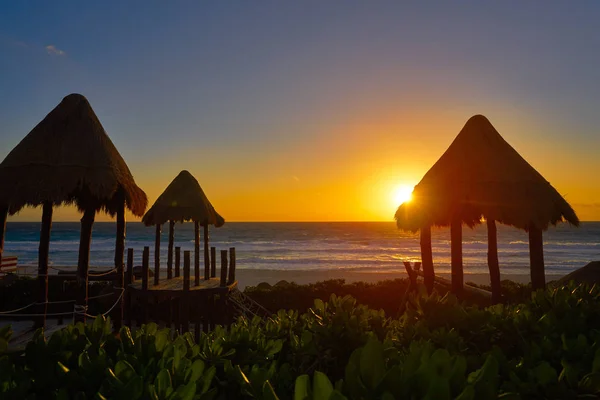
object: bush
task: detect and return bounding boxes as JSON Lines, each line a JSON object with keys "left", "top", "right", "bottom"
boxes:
{"left": 1, "top": 281, "right": 599, "bottom": 399}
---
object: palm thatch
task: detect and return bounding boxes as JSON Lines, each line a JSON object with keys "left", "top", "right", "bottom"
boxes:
{"left": 395, "top": 115, "right": 579, "bottom": 232}
{"left": 142, "top": 170, "right": 225, "bottom": 227}
{"left": 0, "top": 93, "right": 147, "bottom": 216}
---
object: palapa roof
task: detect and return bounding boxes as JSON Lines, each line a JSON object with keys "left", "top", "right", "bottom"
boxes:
{"left": 142, "top": 170, "right": 225, "bottom": 227}
{"left": 0, "top": 93, "right": 147, "bottom": 216}
{"left": 395, "top": 115, "right": 579, "bottom": 232}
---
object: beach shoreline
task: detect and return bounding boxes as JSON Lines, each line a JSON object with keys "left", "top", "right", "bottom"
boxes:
{"left": 13, "top": 265, "right": 565, "bottom": 290}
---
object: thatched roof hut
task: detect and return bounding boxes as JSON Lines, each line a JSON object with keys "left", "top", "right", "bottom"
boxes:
{"left": 395, "top": 115, "right": 578, "bottom": 232}
{"left": 142, "top": 170, "right": 224, "bottom": 227}
{"left": 142, "top": 170, "right": 224, "bottom": 284}
{"left": 0, "top": 93, "right": 147, "bottom": 326}
{"left": 0, "top": 93, "right": 147, "bottom": 216}
{"left": 395, "top": 115, "right": 579, "bottom": 297}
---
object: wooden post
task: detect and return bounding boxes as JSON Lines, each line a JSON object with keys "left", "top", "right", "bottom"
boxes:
{"left": 142, "top": 247, "right": 149, "bottom": 290}
{"left": 0, "top": 205, "right": 7, "bottom": 263}
{"left": 125, "top": 248, "right": 134, "bottom": 327}
{"left": 487, "top": 219, "right": 501, "bottom": 303}
{"left": 210, "top": 247, "right": 216, "bottom": 277}
{"left": 204, "top": 224, "right": 210, "bottom": 280}
{"left": 220, "top": 250, "right": 228, "bottom": 287}
{"left": 183, "top": 251, "right": 191, "bottom": 332}
{"left": 76, "top": 207, "right": 95, "bottom": 323}
{"left": 175, "top": 247, "right": 181, "bottom": 277}
{"left": 194, "top": 221, "right": 200, "bottom": 286}
{"left": 420, "top": 225, "right": 435, "bottom": 294}
{"left": 36, "top": 202, "right": 52, "bottom": 328}
{"left": 228, "top": 247, "right": 236, "bottom": 284}
{"left": 114, "top": 195, "right": 126, "bottom": 330}
{"left": 529, "top": 224, "right": 546, "bottom": 290}
{"left": 142, "top": 246, "right": 149, "bottom": 324}
{"left": 183, "top": 250, "right": 191, "bottom": 291}
{"left": 154, "top": 224, "right": 161, "bottom": 285}
{"left": 450, "top": 219, "right": 464, "bottom": 294}
{"left": 167, "top": 220, "right": 174, "bottom": 279}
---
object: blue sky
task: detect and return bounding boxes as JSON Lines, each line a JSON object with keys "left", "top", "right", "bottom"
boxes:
{"left": 1, "top": 2, "right": 600, "bottom": 221}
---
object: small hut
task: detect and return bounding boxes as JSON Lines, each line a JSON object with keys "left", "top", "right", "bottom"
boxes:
{"left": 395, "top": 115, "right": 578, "bottom": 299}
{"left": 0, "top": 93, "right": 147, "bottom": 325}
{"left": 141, "top": 170, "right": 224, "bottom": 285}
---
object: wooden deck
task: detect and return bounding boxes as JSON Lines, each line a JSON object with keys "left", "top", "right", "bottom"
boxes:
{"left": 129, "top": 276, "right": 237, "bottom": 295}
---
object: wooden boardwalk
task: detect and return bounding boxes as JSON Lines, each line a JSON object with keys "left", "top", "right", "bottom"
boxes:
{"left": 129, "top": 277, "right": 237, "bottom": 294}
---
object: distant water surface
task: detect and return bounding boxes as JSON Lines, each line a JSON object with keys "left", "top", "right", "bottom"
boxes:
{"left": 3, "top": 222, "right": 599, "bottom": 275}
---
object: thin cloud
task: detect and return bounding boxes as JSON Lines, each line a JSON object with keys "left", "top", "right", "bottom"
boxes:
{"left": 45, "top": 44, "right": 65, "bottom": 56}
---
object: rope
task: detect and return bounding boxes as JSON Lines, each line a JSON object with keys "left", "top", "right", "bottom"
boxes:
{"left": 102, "top": 288, "right": 124, "bottom": 316}
{"left": 89, "top": 268, "right": 118, "bottom": 277}
{"left": 0, "top": 302, "right": 37, "bottom": 314}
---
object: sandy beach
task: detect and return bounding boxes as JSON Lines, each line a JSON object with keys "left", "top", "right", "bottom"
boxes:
{"left": 13, "top": 265, "right": 567, "bottom": 290}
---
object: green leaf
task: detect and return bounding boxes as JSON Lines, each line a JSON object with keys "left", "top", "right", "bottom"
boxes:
{"left": 314, "top": 299, "right": 325, "bottom": 313}
{"left": 117, "top": 376, "right": 143, "bottom": 400}
{"left": 313, "top": 371, "right": 333, "bottom": 400}
{"left": 186, "top": 359, "right": 205, "bottom": 384}
{"left": 294, "top": 375, "right": 310, "bottom": 400}
{"left": 593, "top": 348, "right": 600, "bottom": 373}
{"left": 171, "top": 382, "right": 196, "bottom": 400}
{"left": 454, "top": 385, "right": 475, "bottom": 400}
{"left": 115, "top": 360, "right": 137, "bottom": 382}
{"left": 156, "top": 369, "right": 173, "bottom": 398}
{"left": 532, "top": 362, "right": 557, "bottom": 386}
{"left": 359, "top": 336, "right": 386, "bottom": 390}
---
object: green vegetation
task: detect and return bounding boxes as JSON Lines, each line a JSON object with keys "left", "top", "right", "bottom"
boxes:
{"left": 2, "top": 281, "right": 600, "bottom": 399}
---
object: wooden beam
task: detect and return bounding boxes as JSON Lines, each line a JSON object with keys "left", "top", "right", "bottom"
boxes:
{"left": 210, "top": 247, "right": 216, "bottom": 277}
{"left": 228, "top": 247, "right": 236, "bottom": 284}
{"left": 154, "top": 224, "right": 161, "bottom": 285}
{"left": 114, "top": 194, "right": 126, "bottom": 330}
{"left": 37, "top": 202, "right": 52, "bottom": 328}
{"left": 220, "top": 250, "right": 228, "bottom": 287}
{"left": 175, "top": 246, "right": 181, "bottom": 277}
{"left": 76, "top": 207, "right": 95, "bottom": 323}
{"left": 529, "top": 224, "right": 546, "bottom": 290}
{"left": 0, "top": 205, "right": 7, "bottom": 254}
{"left": 487, "top": 219, "right": 501, "bottom": 303}
{"left": 167, "top": 220, "right": 174, "bottom": 279}
{"left": 204, "top": 224, "right": 210, "bottom": 280}
{"left": 450, "top": 219, "right": 464, "bottom": 294}
{"left": 194, "top": 221, "right": 200, "bottom": 286}
{"left": 420, "top": 225, "right": 435, "bottom": 294}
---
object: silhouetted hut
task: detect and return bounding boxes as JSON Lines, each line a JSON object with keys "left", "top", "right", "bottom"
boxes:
{"left": 141, "top": 170, "right": 224, "bottom": 284}
{"left": 395, "top": 115, "right": 578, "bottom": 299}
{"left": 0, "top": 93, "right": 147, "bottom": 324}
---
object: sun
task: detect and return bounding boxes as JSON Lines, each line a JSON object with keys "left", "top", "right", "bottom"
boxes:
{"left": 392, "top": 184, "right": 414, "bottom": 206}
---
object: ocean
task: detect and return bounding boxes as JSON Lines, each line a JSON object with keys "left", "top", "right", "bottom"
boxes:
{"left": 2, "top": 222, "right": 599, "bottom": 276}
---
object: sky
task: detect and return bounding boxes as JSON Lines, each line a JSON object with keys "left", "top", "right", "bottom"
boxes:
{"left": 1, "top": 2, "right": 600, "bottom": 222}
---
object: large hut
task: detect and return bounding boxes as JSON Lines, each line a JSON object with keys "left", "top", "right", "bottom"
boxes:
{"left": 0, "top": 93, "right": 147, "bottom": 325}
{"left": 395, "top": 115, "right": 578, "bottom": 300}
{"left": 142, "top": 170, "right": 224, "bottom": 284}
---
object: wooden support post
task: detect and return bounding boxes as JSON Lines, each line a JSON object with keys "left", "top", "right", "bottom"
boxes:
{"left": 487, "top": 219, "right": 502, "bottom": 303}
{"left": 175, "top": 247, "right": 181, "bottom": 277}
{"left": 114, "top": 195, "right": 126, "bottom": 330}
{"left": 125, "top": 248, "right": 134, "bottom": 327}
{"left": 184, "top": 250, "right": 191, "bottom": 291}
{"left": 529, "top": 224, "right": 546, "bottom": 290}
{"left": 420, "top": 225, "right": 435, "bottom": 294}
{"left": 204, "top": 224, "right": 210, "bottom": 280}
{"left": 220, "top": 250, "right": 228, "bottom": 287}
{"left": 194, "top": 221, "right": 200, "bottom": 286}
{"left": 36, "top": 202, "right": 52, "bottom": 328}
{"left": 228, "top": 247, "right": 236, "bottom": 284}
{"left": 154, "top": 224, "right": 161, "bottom": 285}
{"left": 450, "top": 219, "right": 464, "bottom": 295}
{"left": 76, "top": 207, "right": 95, "bottom": 323}
{"left": 183, "top": 251, "right": 191, "bottom": 332}
{"left": 167, "top": 220, "right": 174, "bottom": 279}
{"left": 142, "top": 246, "right": 149, "bottom": 324}
{"left": 0, "top": 205, "right": 7, "bottom": 265}
{"left": 210, "top": 247, "right": 216, "bottom": 277}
